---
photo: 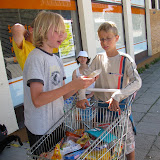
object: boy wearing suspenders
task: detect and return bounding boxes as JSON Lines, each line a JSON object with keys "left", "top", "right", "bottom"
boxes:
{"left": 76, "top": 21, "right": 142, "bottom": 160}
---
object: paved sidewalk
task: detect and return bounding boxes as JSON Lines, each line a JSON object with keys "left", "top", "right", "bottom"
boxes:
{"left": 133, "top": 60, "right": 160, "bottom": 160}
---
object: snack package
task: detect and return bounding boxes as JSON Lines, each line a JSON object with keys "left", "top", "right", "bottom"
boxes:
{"left": 39, "top": 151, "right": 54, "bottom": 160}
{"left": 60, "top": 139, "right": 82, "bottom": 155}
{"left": 64, "top": 149, "right": 85, "bottom": 159}
{"left": 82, "top": 148, "right": 111, "bottom": 160}
{"left": 65, "top": 131, "right": 81, "bottom": 142}
{"left": 51, "top": 144, "right": 62, "bottom": 160}
{"left": 76, "top": 132, "right": 90, "bottom": 147}
{"left": 87, "top": 69, "right": 102, "bottom": 78}
{"left": 78, "top": 69, "right": 102, "bottom": 101}
{"left": 73, "top": 129, "right": 85, "bottom": 136}
{"left": 86, "top": 127, "right": 117, "bottom": 143}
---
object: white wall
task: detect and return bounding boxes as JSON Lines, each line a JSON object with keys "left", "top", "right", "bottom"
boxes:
{"left": 77, "top": 0, "right": 97, "bottom": 60}
{"left": 0, "top": 41, "right": 18, "bottom": 134}
{"left": 123, "top": 0, "right": 135, "bottom": 59}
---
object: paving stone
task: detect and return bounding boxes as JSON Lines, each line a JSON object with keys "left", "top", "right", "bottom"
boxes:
{"left": 135, "top": 133, "right": 156, "bottom": 151}
{"left": 132, "top": 103, "right": 151, "bottom": 113}
{"left": 134, "top": 93, "right": 159, "bottom": 105}
{"left": 132, "top": 111, "right": 145, "bottom": 123}
{"left": 141, "top": 113, "right": 160, "bottom": 124}
{"left": 145, "top": 87, "right": 160, "bottom": 94}
{"left": 136, "top": 122, "right": 160, "bottom": 136}
{"left": 135, "top": 149, "right": 148, "bottom": 160}
{"left": 146, "top": 145, "right": 160, "bottom": 160}
{"left": 153, "top": 98, "right": 160, "bottom": 105}
{"left": 148, "top": 104, "right": 160, "bottom": 113}
{"left": 135, "top": 148, "right": 149, "bottom": 160}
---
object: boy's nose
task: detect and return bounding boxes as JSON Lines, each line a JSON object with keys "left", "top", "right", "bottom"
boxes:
{"left": 59, "top": 31, "right": 64, "bottom": 36}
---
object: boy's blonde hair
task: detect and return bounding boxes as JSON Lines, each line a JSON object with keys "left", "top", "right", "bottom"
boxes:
{"left": 97, "top": 21, "right": 118, "bottom": 36}
{"left": 33, "top": 10, "right": 65, "bottom": 48}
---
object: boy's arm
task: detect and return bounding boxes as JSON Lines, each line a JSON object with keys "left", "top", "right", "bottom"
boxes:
{"left": 11, "top": 23, "right": 27, "bottom": 49}
{"left": 72, "top": 69, "right": 77, "bottom": 80}
{"left": 111, "top": 58, "right": 142, "bottom": 102}
{"left": 30, "top": 77, "right": 95, "bottom": 108}
{"left": 63, "top": 80, "right": 78, "bottom": 100}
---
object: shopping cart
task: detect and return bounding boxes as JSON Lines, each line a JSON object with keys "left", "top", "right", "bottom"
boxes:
{"left": 27, "top": 93, "right": 134, "bottom": 160}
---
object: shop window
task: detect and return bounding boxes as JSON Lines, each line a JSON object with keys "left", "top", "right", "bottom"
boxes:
{"left": 0, "top": 0, "right": 81, "bottom": 108}
{"left": 152, "top": 0, "right": 155, "bottom": 8}
{"left": 91, "top": 1, "right": 125, "bottom": 54}
{"left": 131, "top": 7, "right": 147, "bottom": 55}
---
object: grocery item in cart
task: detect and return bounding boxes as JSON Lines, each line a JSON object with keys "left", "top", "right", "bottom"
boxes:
{"left": 82, "top": 148, "right": 111, "bottom": 160}
{"left": 86, "top": 127, "right": 117, "bottom": 143}
{"left": 61, "top": 139, "right": 82, "bottom": 155}
{"left": 76, "top": 132, "right": 90, "bottom": 147}
{"left": 51, "top": 143, "right": 62, "bottom": 160}
{"left": 64, "top": 149, "right": 85, "bottom": 159}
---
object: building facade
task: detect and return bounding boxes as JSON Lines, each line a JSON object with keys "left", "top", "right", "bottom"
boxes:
{"left": 0, "top": 0, "right": 158, "bottom": 134}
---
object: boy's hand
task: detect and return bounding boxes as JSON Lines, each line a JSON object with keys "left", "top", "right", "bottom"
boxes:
{"left": 106, "top": 98, "right": 120, "bottom": 111}
{"left": 75, "top": 76, "right": 95, "bottom": 90}
{"left": 76, "top": 99, "right": 89, "bottom": 109}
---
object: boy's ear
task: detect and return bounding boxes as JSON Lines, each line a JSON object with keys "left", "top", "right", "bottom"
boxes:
{"left": 115, "top": 35, "right": 119, "bottom": 42}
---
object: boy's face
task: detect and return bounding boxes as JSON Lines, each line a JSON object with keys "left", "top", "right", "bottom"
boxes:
{"left": 45, "top": 26, "right": 65, "bottom": 50}
{"left": 98, "top": 30, "right": 119, "bottom": 54}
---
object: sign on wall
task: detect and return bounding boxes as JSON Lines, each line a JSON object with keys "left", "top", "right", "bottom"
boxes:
{"left": 59, "top": 20, "right": 75, "bottom": 59}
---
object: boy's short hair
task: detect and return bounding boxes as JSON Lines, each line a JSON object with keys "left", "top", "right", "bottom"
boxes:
{"left": 33, "top": 10, "right": 65, "bottom": 48}
{"left": 97, "top": 21, "right": 118, "bottom": 36}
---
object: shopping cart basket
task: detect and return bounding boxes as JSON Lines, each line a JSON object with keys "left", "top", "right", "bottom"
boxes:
{"left": 27, "top": 94, "right": 134, "bottom": 160}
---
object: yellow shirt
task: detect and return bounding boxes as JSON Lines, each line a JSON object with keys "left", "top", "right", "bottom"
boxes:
{"left": 12, "top": 38, "right": 59, "bottom": 70}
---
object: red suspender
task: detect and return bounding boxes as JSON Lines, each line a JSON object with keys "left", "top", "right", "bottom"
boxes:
{"left": 117, "top": 56, "right": 124, "bottom": 89}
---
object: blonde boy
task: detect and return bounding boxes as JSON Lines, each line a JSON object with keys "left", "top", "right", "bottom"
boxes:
{"left": 76, "top": 21, "right": 142, "bottom": 160}
{"left": 23, "top": 10, "right": 95, "bottom": 153}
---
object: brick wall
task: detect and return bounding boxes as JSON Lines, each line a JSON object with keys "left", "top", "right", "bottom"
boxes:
{"left": 150, "top": 9, "right": 160, "bottom": 55}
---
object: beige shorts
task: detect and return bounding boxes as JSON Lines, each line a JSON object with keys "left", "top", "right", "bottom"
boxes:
{"left": 125, "top": 119, "right": 135, "bottom": 155}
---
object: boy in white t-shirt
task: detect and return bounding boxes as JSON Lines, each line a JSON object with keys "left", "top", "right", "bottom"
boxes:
{"left": 23, "top": 10, "right": 95, "bottom": 155}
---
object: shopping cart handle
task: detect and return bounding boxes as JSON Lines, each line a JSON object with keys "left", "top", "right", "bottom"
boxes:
{"left": 87, "top": 88, "right": 119, "bottom": 92}
{"left": 98, "top": 102, "right": 126, "bottom": 109}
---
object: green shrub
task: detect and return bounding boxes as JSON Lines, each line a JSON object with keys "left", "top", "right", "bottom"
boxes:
{"left": 138, "top": 57, "right": 160, "bottom": 74}
{"left": 138, "top": 67, "right": 145, "bottom": 74}
{"left": 145, "top": 64, "right": 150, "bottom": 69}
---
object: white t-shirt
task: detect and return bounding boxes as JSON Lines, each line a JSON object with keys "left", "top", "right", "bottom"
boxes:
{"left": 78, "top": 52, "right": 142, "bottom": 102}
{"left": 23, "top": 48, "right": 66, "bottom": 135}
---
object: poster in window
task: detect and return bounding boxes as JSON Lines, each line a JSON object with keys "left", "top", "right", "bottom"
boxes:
{"left": 59, "top": 20, "right": 75, "bottom": 59}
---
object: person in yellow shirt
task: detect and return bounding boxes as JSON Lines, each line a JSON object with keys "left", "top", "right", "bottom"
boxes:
{"left": 11, "top": 22, "right": 66, "bottom": 70}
